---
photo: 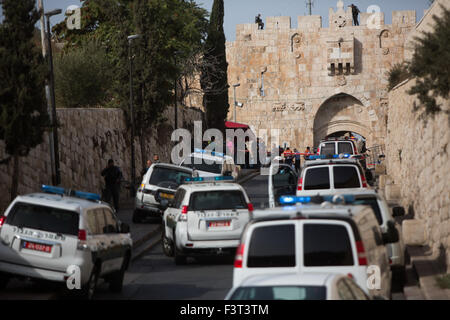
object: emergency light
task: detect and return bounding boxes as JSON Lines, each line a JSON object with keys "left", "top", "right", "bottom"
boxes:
{"left": 42, "top": 185, "right": 65, "bottom": 195}
{"left": 194, "top": 148, "right": 225, "bottom": 158}
{"left": 307, "top": 153, "right": 351, "bottom": 160}
{"left": 184, "top": 175, "right": 234, "bottom": 183}
{"left": 279, "top": 194, "right": 356, "bottom": 205}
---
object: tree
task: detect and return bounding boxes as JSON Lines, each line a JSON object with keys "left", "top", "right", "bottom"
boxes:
{"left": 54, "top": 40, "right": 113, "bottom": 108}
{"left": 200, "top": 0, "right": 229, "bottom": 132}
{"left": 408, "top": 5, "right": 450, "bottom": 116}
{"left": 0, "top": 0, "right": 50, "bottom": 200}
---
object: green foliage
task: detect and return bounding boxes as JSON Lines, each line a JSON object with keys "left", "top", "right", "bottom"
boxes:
{"left": 54, "top": 41, "right": 113, "bottom": 108}
{"left": 387, "top": 63, "right": 410, "bottom": 91}
{"left": 408, "top": 5, "right": 450, "bottom": 116}
{"left": 0, "top": 0, "right": 50, "bottom": 157}
{"left": 200, "top": 0, "right": 229, "bottom": 132}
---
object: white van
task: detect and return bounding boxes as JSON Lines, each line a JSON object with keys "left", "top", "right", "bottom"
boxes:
{"left": 233, "top": 203, "right": 396, "bottom": 299}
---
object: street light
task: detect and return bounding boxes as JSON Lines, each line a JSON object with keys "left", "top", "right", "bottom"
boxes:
{"left": 45, "top": 8, "right": 62, "bottom": 186}
{"left": 128, "top": 34, "right": 140, "bottom": 197}
{"left": 233, "top": 83, "right": 240, "bottom": 122}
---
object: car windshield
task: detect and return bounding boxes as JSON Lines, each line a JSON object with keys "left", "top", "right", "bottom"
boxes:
{"left": 189, "top": 190, "right": 247, "bottom": 210}
{"left": 6, "top": 202, "right": 79, "bottom": 236}
{"left": 229, "top": 285, "right": 326, "bottom": 300}
{"left": 181, "top": 156, "right": 222, "bottom": 174}
{"left": 149, "top": 166, "right": 192, "bottom": 187}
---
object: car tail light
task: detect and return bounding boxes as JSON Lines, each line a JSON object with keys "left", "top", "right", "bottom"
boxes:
{"left": 78, "top": 229, "right": 87, "bottom": 241}
{"left": 317, "top": 147, "right": 320, "bottom": 155}
{"left": 247, "top": 203, "right": 254, "bottom": 213}
{"left": 0, "top": 216, "right": 5, "bottom": 229}
{"left": 234, "top": 244, "right": 245, "bottom": 268}
{"left": 297, "top": 177, "right": 303, "bottom": 191}
{"left": 179, "top": 205, "right": 188, "bottom": 221}
{"left": 356, "top": 240, "right": 367, "bottom": 265}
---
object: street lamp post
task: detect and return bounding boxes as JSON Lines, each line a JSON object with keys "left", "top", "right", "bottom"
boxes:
{"left": 128, "top": 34, "right": 140, "bottom": 197}
{"left": 233, "top": 83, "right": 240, "bottom": 122}
{"left": 45, "top": 9, "right": 62, "bottom": 186}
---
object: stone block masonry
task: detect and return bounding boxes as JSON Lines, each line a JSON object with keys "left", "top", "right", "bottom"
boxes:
{"left": 0, "top": 106, "right": 203, "bottom": 212}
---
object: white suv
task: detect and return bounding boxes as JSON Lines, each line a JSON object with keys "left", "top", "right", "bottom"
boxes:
{"left": 0, "top": 185, "right": 132, "bottom": 299}
{"left": 161, "top": 176, "right": 253, "bottom": 265}
{"left": 180, "top": 150, "right": 238, "bottom": 178}
{"left": 134, "top": 163, "right": 193, "bottom": 222}
{"left": 233, "top": 200, "right": 397, "bottom": 299}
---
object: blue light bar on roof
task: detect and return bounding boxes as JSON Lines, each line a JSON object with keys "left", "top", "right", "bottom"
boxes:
{"left": 279, "top": 196, "right": 312, "bottom": 205}
{"left": 193, "top": 148, "right": 225, "bottom": 157}
{"left": 214, "top": 176, "right": 234, "bottom": 181}
{"left": 74, "top": 190, "right": 101, "bottom": 201}
{"left": 184, "top": 176, "right": 234, "bottom": 183}
{"left": 184, "top": 177, "right": 205, "bottom": 182}
{"left": 308, "top": 154, "right": 351, "bottom": 160}
{"left": 42, "top": 185, "right": 65, "bottom": 195}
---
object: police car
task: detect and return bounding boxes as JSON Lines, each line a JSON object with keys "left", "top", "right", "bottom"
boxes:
{"left": 0, "top": 185, "right": 132, "bottom": 299}
{"left": 161, "top": 176, "right": 253, "bottom": 265}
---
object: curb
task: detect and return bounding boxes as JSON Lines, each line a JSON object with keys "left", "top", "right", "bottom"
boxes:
{"left": 132, "top": 234, "right": 162, "bottom": 262}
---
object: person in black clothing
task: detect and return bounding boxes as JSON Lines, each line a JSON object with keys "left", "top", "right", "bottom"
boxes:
{"left": 350, "top": 4, "right": 360, "bottom": 26}
{"left": 255, "top": 14, "right": 264, "bottom": 30}
{"left": 101, "top": 159, "right": 123, "bottom": 211}
{"left": 141, "top": 159, "right": 152, "bottom": 178}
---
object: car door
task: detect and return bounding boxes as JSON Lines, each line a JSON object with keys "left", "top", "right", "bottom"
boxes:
{"left": 268, "top": 163, "right": 297, "bottom": 208}
{"left": 164, "top": 188, "right": 186, "bottom": 241}
{"left": 92, "top": 208, "right": 111, "bottom": 275}
{"left": 103, "top": 208, "right": 124, "bottom": 272}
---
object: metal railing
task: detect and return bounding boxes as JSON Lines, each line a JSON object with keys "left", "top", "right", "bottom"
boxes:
{"left": 365, "top": 144, "right": 385, "bottom": 169}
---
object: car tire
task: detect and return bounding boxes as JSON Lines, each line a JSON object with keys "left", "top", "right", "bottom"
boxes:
{"left": 173, "top": 233, "right": 187, "bottom": 265}
{"left": 0, "top": 272, "right": 9, "bottom": 290}
{"left": 81, "top": 264, "right": 100, "bottom": 300}
{"left": 132, "top": 209, "right": 143, "bottom": 223}
{"left": 162, "top": 229, "right": 174, "bottom": 257}
{"left": 109, "top": 253, "right": 130, "bottom": 293}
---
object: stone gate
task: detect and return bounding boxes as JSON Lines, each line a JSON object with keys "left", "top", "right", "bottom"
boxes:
{"left": 226, "top": 0, "right": 416, "bottom": 149}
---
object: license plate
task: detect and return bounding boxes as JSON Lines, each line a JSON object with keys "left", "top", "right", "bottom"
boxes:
{"left": 160, "top": 192, "right": 174, "bottom": 199}
{"left": 22, "top": 241, "right": 52, "bottom": 253}
{"left": 209, "top": 221, "right": 231, "bottom": 228}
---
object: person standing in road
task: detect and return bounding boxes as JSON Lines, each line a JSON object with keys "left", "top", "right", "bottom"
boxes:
{"left": 153, "top": 154, "right": 160, "bottom": 163}
{"left": 101, "top": 159, "right": 123, "bottom": 211}
{"left": 294, "top": 148, "right": 301, "bottom": 173}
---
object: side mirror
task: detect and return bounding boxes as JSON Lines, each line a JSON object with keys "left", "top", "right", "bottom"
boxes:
{"left": 120, "top": 223, "right": 130, "bottom": 234}
{"left": 382, "top": 221, "right": 399, "bottom": 244}
{"left": 392, "top": 206, "right": 405, "bottom": 217}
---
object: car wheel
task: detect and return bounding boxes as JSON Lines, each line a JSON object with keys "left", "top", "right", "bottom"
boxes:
{"left": 109, "top": 254, "right": 130, "bottom": 293}
{"left": 0, "top": 272, "right": 10, "bottom": 290}
{"left": 162, "top": 229, "right": 174, "bottom": 257}
{"left": 132, "top": 209, "right": 143, "bottom": 223}
{"left": 81, "top": 264, "right": 100, "bottom": 300}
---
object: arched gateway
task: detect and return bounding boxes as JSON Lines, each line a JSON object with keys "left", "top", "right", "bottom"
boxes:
{"left": 313, "top": 93, "right": 374, "bottom": 147}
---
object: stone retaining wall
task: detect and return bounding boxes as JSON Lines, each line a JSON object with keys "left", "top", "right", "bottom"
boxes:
{"left": 385, "top": 78, "right": 450, "bottom": 271}
{"left": 0, "top": 106, "right": 204, "bottom": 212}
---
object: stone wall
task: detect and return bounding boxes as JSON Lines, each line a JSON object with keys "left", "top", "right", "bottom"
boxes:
{"left": 385, "top": 78, "right": 450, "bottom": 271}
{"left": 0, "top": 106, "right": 204, "bottom": 212}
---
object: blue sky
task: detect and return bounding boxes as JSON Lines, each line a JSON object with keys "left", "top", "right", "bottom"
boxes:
{"left": 1, "top": 0, "right": 431, "bottom": 41}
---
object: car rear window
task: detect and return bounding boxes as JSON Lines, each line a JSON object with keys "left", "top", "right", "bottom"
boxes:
{"left": 6, "top": 203, "right": 79, "bottom": 236}
{"left": 229, "top": 285, "right": 326, "bottom": 300}
{"left": 333, "top": 166, "right": 361, "bottom": 188}
{"left": 338, "top": 142, "right": 354, "bottom": 154}
{"left": 303, "top": 224, "right": 354, "bottom": 266}
{"left": 189, "top": 190, "right": 247, "bottom": 211}
{"left": 304, "top": 167, "right": 330, "bottom": 190}
{"left": 182, "top": 156, "right": 222, "bottom": 174}
{"left": 320, "top": 142, "right": 335, "bottom": 155}
{"left": 149, "top": 166, "right": 192, "bottom": 188}
{"left": 247, "top": 224, "right": 295, "bottom": 268}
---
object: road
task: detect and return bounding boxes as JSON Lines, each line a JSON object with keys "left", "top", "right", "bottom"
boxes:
{"left": 0, "top": 172, "right": 405, "bottom": 300}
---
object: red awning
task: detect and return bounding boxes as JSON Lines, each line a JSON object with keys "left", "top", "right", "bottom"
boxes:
{"left": 225, "top": 121, "right": 249, "bottom": 129}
